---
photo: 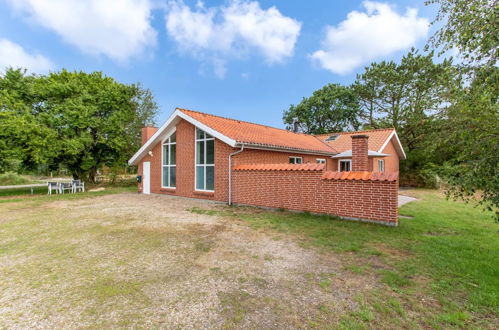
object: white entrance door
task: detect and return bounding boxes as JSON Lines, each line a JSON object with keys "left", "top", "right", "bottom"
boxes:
{"left": 143, "top": 161, "right": 150, "bottom": 194}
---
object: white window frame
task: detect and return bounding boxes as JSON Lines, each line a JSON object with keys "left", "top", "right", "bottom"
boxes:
{"left": 378, "top": 159, "right": 385, "bottom": 172}
{"left": 161, "top": 131, "right": 176, "bottom": 188}
{"left": 338, "top": 159, "right": 352, "bottom": 172}
{"left": 195, "top": 127, "right": 215, "bottom": 192}
{"left": 316, "top": 158, "right": 326, "bottom": 164}
{"left": 289, "top": 156, "right": 303, "bottom": 164}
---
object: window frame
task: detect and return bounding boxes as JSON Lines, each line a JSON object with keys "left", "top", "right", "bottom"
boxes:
{"left": 316, "top": 158, "right": 326, "bottom": 164}
{"left": 338, "top": 159, "right": 352, "bottom": 172}
{"left": 289, "top": 156, "right": 303, "bottom": 164}
{"left": 161, "top": 130, "right": 177, "bottom": 189}
{"left": 194, "top": 127, "right": 215, "bottom": 192}
{"left": 378, "top": 159, "right": 385, "bottom": 172}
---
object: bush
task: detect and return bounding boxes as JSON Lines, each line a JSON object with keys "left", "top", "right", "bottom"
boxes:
{"left": 0, "top": 172, "right": 32, "bottom": 186}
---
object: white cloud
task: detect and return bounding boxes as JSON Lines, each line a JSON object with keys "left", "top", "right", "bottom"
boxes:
{"left": 7, "top": 0, "right": 157, "bottom": 62}
{"left": 0, "top": 38, "right": 54, "bottom": 73}
{"left": 165, "top": 0, "right": 301, "bottom": 77}
{"left": 310, "top": 1, "right": 429, "bottom": 75}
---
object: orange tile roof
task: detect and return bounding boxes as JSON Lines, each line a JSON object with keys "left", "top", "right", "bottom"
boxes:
{"left": 178, "top": 108, "right": 336, "bottom": 154}
{"left": 315, "top": 128, "right": 394, "bottom": 152}
{"left": 234, "top": 163, "right": 326, "bottom": 171}
{"left": 321, "top": 171, "right": 398, "bottom": 181}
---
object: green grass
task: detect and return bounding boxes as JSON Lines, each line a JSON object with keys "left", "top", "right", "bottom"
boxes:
{"left": 191, "top": 189, "right": 499, "bottom": 328}
{"left": 0, "top": 172, "right": 41, "bottom": 186}
{"left": 0, "top": 186, "right": 136, "bottom": 202}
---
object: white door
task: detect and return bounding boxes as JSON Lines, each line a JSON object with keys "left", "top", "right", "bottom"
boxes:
{"left": 143, "top": 161, "right": 150, "bottom": 194}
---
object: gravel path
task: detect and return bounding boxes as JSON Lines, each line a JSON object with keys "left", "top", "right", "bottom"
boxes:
{"left": 0, "top": 192, "right": 380, "bottom": 328}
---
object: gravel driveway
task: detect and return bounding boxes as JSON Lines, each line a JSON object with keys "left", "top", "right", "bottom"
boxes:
{"left": 0, "top": 192, "right": 380, "bottom": 328}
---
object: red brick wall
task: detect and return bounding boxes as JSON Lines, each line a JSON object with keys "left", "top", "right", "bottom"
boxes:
{"left": 232, "top": 169, "right": 398, "bottom": 225}
{"left": 351, "top": 135, "right": 369, "bottom": 171}
{"left": 232, "top": 149, "right": 328, "bottom": 167}
{"left": 141, "top": 126, "right": 158, "bottom": 145}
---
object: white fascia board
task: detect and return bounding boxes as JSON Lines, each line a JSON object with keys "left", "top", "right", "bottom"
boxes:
{"left": 332, "top": 150, "right": 389, "bottom": 158}
{"left": 378, "top": 130, "right": 407, "bottom": 160}
{"left": 128, "top": 109, "right": 237, "bottom": 165}
{"left": 176, "top": 111, "right": 237, "bottom": 147}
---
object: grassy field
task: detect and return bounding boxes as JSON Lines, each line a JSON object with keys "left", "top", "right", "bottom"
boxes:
{"left": 0, "top": 188, "right": 497, "bottom": 328}
{"left": 191, "top": 190, "right": 498, "bottom": 328}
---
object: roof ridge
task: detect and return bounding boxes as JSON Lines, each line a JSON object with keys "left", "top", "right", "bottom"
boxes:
{"left": 177, "top": 107, "right": 313, "bottom": 137}
{"left": 315, "top": 127, "right": 395, "bottom": 137}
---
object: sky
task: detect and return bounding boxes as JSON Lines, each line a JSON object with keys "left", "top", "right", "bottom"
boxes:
{"left": 0, "top": 0, "right": 440, "bottom": 128}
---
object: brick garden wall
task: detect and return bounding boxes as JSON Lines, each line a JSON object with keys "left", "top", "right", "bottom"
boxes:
{"left": 232, "top": 167, "right": 399, "bottom": 225}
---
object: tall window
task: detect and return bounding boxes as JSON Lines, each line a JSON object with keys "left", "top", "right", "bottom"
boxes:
{"left": 195, "top": 128, "right": 215, "bottom": 191}
{"left": 378, "top": 159, "right": 385, "bottom": 172}
{"left": 289, "top": 157, "right": 303, "bottom": 164}
{"left": 339, "top": 160, "right": 351, "bottom": 172}
{"left": 162, "top": 132, "right": 176, "bottom": 188}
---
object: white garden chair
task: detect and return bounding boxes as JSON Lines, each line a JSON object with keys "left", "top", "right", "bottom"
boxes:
{"left": 72, "top": 180, "right": 85, "bottom": 193}
{"left": 47, "top": 182, "right": 59, "bottom": 195}
{"left": 59, "top": 182, "right": 73, "bottom": 194}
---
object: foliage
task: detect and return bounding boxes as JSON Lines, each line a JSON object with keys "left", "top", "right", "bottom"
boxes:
{"left": 426, "top": 0, "right": 498, "bottom": 65}
{"left": 283, "top": 83, "right": 361, "bottom": 134}
{"left": 0, "top": 171, "right": 32, "bottom": 185}
{"left": 353, "top": 49, "right": 458, "bottom": 152}
{"left": 0, "top": 68, "right": 158, "bottom": 182}
{"left": 427, "top": 66, "right": 499, "bottom": 216}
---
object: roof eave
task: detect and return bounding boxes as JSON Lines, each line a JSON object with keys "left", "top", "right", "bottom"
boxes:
{"left": 237, "top": 142, "right": 337, "bottom": 156}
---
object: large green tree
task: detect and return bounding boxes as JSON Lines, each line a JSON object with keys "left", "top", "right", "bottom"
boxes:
{"left": 425, "top": 0, "right": 498, "bottom": 216}
{"left": 353, "top": 49, "right": 458, "bottom": 152}
{"left": 0, "top": 68, "right": 158, "bottom": 182}
{"left": 283, "top": 83, "right": 361, "bottom": 134}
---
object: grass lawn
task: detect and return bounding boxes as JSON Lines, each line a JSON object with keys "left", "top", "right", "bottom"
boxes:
{"left": 0, "top": 188, "right": 497, "bottom": 328}
{"left": 192, "top": 189, "right": 498, "bottom": 329}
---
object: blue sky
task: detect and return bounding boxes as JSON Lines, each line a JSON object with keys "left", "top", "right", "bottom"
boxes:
{"left": 0, "top": 0, "right": 439, "bottom": 128}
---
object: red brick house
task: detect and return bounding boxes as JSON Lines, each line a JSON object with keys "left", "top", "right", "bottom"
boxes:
{"left": 128, "top": 108, "right": 405, "bottom": 225}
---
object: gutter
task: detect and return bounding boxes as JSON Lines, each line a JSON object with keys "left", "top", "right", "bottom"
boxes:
{"left": 228, "top": 144, "right": 245, "bottom": 205}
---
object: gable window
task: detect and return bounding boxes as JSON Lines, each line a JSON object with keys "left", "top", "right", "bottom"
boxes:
{"left": 195, "top": 128, "right": 215, "bottom": 191}
{"left": 339, "top": 159, "right": 351, "bottom": 172}
{"left": 289, "top": 157, "right": 303, "bottom": 164}
{"left": 316, "top": 158, "right": 326, "bottom": 164}
{"left": 162, "top": 132, "right": 176, "bottom": 188}
{"left": 378, "top": 159, "right": 385, "bottom": 172}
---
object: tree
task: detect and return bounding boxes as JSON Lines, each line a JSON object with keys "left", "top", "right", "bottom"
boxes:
{"left": 426, "top": 0, "right": 498, "bottom": 65}
{"left": 0, "top": 68, "right": 158, "bottom": 182}
{"left": 425, "top": 0, "right": 498, "bottom": 217}
{"left": 428, "top": 66, "right": 498, "bottom": 215}
{"left": 0, "top": 69, "right": 57, "bottom": 172}
{"left": 283, "top": 83, "right": 361, "bottom": 134}
{"left": 353, "top": 49, "right": 458, "bottom": 152}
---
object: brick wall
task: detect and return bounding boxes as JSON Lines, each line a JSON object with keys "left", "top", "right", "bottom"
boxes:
{"left": 232, "top": 167, "right": 398, "bottom": 225}
{"left": 351, "top": 135, "right": 369, "bottom": 171}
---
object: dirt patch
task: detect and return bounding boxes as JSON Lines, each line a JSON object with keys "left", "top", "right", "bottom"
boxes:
{"left": 1, "top": 192, "right": 379, "bottom": 328}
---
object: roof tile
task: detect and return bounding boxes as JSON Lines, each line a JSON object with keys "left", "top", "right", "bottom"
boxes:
{"left": 179, "top": 108, "right": 336, "bottom": 154}
{"left": 321, "top": 171, "right": 399, "bottom": 181}
{"left": 316, "top": 128, "right": 394, "bottom": 153}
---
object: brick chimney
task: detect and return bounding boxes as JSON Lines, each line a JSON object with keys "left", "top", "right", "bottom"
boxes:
{"left": 141, "top": 126, "right": 158, "bottom": 145}
{"left": 351, "top": 135, "right": 369, "bottom": 171}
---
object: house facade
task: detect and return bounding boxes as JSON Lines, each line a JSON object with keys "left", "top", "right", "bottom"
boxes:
{"left": 129, "top": 108, "right": 405, "bottom": 225}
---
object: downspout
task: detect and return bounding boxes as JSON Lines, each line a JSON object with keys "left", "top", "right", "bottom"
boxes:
{"left": 228, "top": 144, "right": 245, "bottom": 205}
